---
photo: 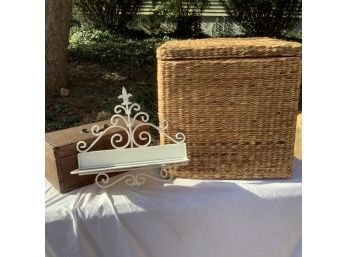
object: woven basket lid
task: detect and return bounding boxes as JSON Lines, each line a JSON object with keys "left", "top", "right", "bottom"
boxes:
{"left": 157, "top": 37, "right": 301, "bottom": 60}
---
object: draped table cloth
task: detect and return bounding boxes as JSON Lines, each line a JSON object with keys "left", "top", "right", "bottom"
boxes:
{"left": 46, "top": 158, "right": 302, "bottom": 257}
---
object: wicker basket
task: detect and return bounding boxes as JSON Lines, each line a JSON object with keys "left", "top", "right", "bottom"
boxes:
{"left": 157, "top": 37, "right": 301, "bottom": 179}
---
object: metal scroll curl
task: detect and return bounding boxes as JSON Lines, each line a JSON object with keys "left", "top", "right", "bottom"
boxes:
{"left": 95, "top": 166, "right": 176, "bottom": 191}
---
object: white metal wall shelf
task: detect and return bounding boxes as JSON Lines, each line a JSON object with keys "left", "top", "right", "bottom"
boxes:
{"left": 71, "top": 87, "right": 189, "bottom": 191}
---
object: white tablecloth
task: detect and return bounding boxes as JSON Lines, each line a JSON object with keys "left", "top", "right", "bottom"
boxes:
{"left": 46, "top": 159, "right": 302, "bottom": 257}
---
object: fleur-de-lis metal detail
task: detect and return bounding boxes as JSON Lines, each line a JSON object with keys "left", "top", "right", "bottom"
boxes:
{"left": 118, "top": 87, "right": 132, "bottom": 107}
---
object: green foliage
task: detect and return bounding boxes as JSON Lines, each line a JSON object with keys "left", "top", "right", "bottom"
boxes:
{"left": 69, "top": 26, "right": 171, "bottom": 64}
{"left": 220, "top": 0, "right": 301, "bottom": 38}
{"left": 74, "top": 0, "right": 146, "bottom": 32}
{"left": 212, "top": 17, "right": 242, "bottom": 37}
{"left": 283, "top": 29, "right": 302, "bottom": 42}
{"left": 152, "top": 0, "right": 210, "bottom": 37}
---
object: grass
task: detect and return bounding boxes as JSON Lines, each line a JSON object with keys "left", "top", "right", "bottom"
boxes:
{"left": 45, "top": 62, "right": 158, "bottom": 132}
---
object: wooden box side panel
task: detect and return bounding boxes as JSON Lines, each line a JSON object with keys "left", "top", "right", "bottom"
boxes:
{"left": 45, "top": 143, "right": 62, "bottom": 191}
{"left": 57, "top": 154, "right": 96, "bottom": 193}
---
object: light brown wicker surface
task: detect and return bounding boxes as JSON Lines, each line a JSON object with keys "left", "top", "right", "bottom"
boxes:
{"left": 157, "top": 37, "right": 301, "bottom": 179}
{"left": 157, "top": 37, "right": 301, "bottom": 60}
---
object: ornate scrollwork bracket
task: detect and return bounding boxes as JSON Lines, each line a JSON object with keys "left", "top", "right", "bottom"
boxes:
{"left": 71, "top": 87, "right": 189, "bottom": 191}
{"left": 95, "top": 165, "right": 176, "bottom": 191}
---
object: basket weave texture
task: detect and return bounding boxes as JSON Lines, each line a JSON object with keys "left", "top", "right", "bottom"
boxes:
{"left": 157, "top": 37, "right": 301, "bottom": 179}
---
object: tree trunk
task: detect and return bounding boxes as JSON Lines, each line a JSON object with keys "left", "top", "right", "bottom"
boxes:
{"left": 45, "top": 0, "right": 72, "bottom": 96}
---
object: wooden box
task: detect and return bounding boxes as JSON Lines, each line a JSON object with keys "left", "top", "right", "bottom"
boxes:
{"left": 45, "top": 119, "right": 148, "bottom": 193}
{"left": 157, "top": 37, "right": 301, "bottom": 179}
